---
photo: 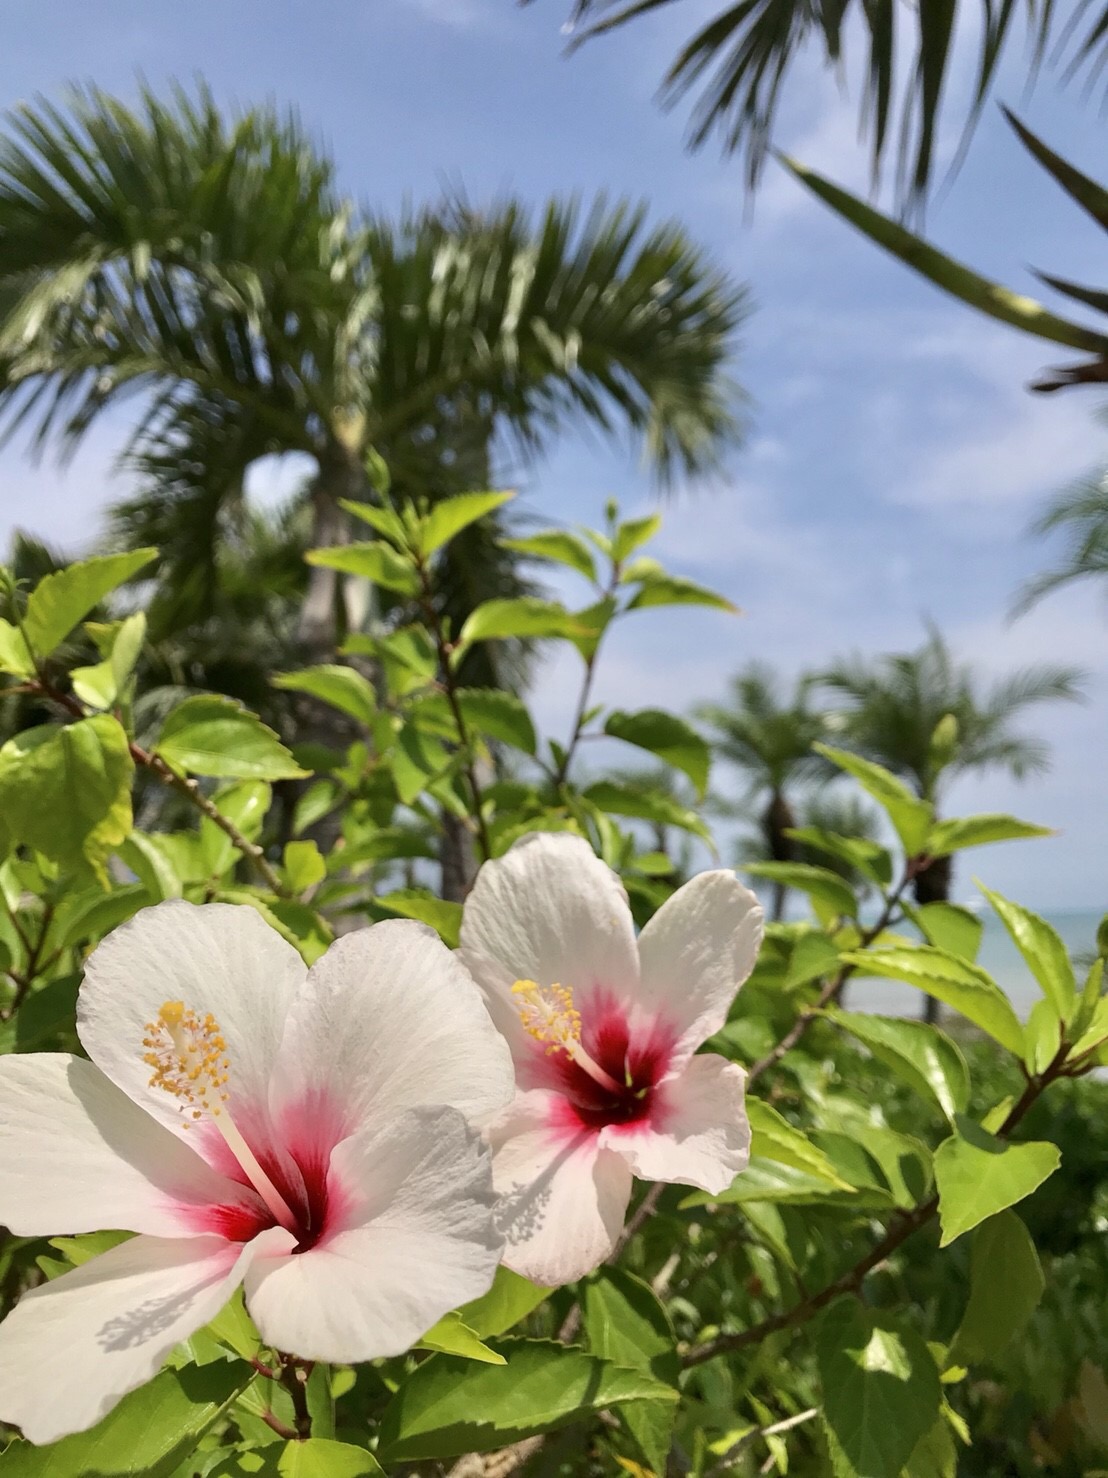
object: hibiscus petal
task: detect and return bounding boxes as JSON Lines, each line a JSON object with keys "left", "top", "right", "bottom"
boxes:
{"left": 271, "top": 920, "right": 514, "bottom": 1148}
{"left": 460, "top": 833, "right": 640, "bottom": 1064}
{"left": 78, "top": 900, "right": 306, "bottom": 1142}
{"left": 635, "top": 870, "right": 763, "bottom": 1061}
{"left": 243, "top": 1106, "right": 501, "bottom": 1363}
{"left": 602, "top": 1054, "right": 750, "bottom": 1195}
{"left": 0, "top": 1230, "right": 289, "bottom": 1444}
{"left": 486, "top": 1089, "right": 633, "bottom": 1284}
{"left": 0, "top": 1055, "right": 261, "bottom": 1237}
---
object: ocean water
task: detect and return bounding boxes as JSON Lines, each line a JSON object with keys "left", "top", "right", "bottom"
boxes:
{"left": 847, "top": 908, "right": 1105, "bottom": 1020}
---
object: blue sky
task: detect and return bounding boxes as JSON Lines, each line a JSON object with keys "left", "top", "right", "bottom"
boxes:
{"left": 1, "top": 0, "right": 1105, "bottom": 910}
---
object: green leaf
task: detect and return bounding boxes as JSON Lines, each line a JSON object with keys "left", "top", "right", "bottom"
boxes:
{"left": 339, "top": 498, "right": 407, "bottom": 545}
{"left": 612, "top": 513, "right": 662, "bottom": 563}
{"left": 376, "top": 1338, "right": 678, "bottom": 1464}
{"left": 417, "top": 1312, "right": 506, "bottom": 1365}
{"left": 747, "top": 1099, "right": 855, "bottom": 1188}
{"left": 371, "top": 889, "right": 462, "bottom": 948}
{"left": 456, "top": 689, "right": 536, "bottom": 755}
{"left": 584, "top": 1270, "right": 678, "bottom": 1475}
{"left": 785, "top": 826, "right": 893, "bottom": 888}
{"left": 277, "top": 1439, "right": 385, "bottom": 1477}
{"left": 500, "top": 530, "right": 596, "bottom": 582}
{"left": 825, "top": 1009, "right": 968, "bottom": 1121}
{"left": 156, "top": 696, "right": 307, "bottom": 780}
{"left": 70, "top": 613, "right": 147, "bottom": 710}
{"left": 305, "top": 542, "right": 420, "bottom": 596}
{"left": 0, "top": 617, "right": 33, "bottom": 676}
{"left": 679, "top": 1157, "right": 894, "bottom": 1210}
{"left": 624, "top": 572, "right": 736, "bottom": 613}
{"left": 283, "top": 840, "right": 326, "bottom": 893}
{"left": 458, "top": 597, "right": 584, "bottom": 644}
{"left": 927, "top": 814, "right": 1052, "bottom": 857}
{"left": 603, "top": 709, "right": 710, "bottom": 796}
{"left": 903, "top": 1415, "right": 958, "bottom": 1478}
{"left": 784, "top": 930, "right": 841, "bottom": 989}
{"left": 1023, "top": 996, "right": 1063, "bottom": 1075}
{"left": 456, "top": 1266, "right": 552, "bottom": 1337}
{"left": 273, "top": 666, "right": 377, "bottom": 727}
{"left": 948, "top": 1211, "right": 1044, "bottom": 1365}
{"left": 933, "top": 1118, "right": 1061, "bottom": 1246}
{"left": 116, "top": 832, "right": 183, "bottom": 902}
{"left": 21, "top": 549, "right": 157, "bottom": 660}
{"left": 744, "top": 861, "right": 857, "bottom": 922}
{"left": 418, "top": 489, "right": 515, "bottom": 557}
{"left": 583, "top": 781, "right": 711, "bottom": 844}
{"left": 839, "top": 946, "right": 1024, "bottom": 1054}
{"left": 817, "top": 1300, "right": 941, "bottom": 1478}
{"left": 978, "top": 884, "right": 1076, "bottom": 1020}
{"left": 0, "top": 1364, "right": 254, "bottom": 1477}
{"left": 0, "top": 716, "right": 133, "bottom": 883}
{"left": 908, "top": 902, "right": 983, "bottom": 963}
{"left": 815, "top": 744, "right": 932, "bottom": 855}
{"left": 784, "top": 158, "right": 1108, "bottom": 355}
{"left": 0, "top": 974, "right": 79, "bottom": 1054}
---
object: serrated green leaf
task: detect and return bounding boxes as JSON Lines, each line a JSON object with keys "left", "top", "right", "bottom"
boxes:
{"left": 784, "top": 930, "right": 841, "bottom": 989}
{"left": 456, "top": 1266, "right": 552, "bottom": 1337}
{"left": 908, "top": 902, "right": 983, "bottom": 963}
{"left": 417, "top": 1312, "right": 506, "bottom": 1365}
{"left": 277, "top": 1438, "right": 385, "bottom": 1477}
{"left": 785, "top": 826, "right": 893, "bottom": 888}
{"left": 584, "top": 1270, "right": 678, "bottom": 1475}
{"left": 612, "top": 513, "right": 662, "bottom": 563}
{"left": 825, "top": 1009, "right": 968, "bottom": 1121}
{"left": 0, "top": 716, "right": 133, "bottom": 882}
{"left": 0, "top": 617, "right": 33, "bottom": 675}
{"left": 371, "top": 889, "right": 462, "bottom": 947}
{"left": 815, "top": 745, "right": 932, "bottom": 855}
{"left": 458, "top": 597, "right": 585, "bottom": 644}
{"left": 70, "top": 613, "right": 147, "bottom": 710}
{"left": 744, "top": 861, "right": 857, "bottom": 922}
{"left": 156, "top": 696, "right": 307, "bottom": 780}
{"left": 679, "top": 1157, "right": 894, "bottom": 1210}
{"left": 603, "top": 709, "right": 710, "bottom": 796}
{"left": 817, "top": 1300, "right": 941, "bottom": 1478}
{"left": 948, "top": 1211, "right": 1044, "bottom": 1366}
{"left": 273, "top": 666, "right": 377, "bottom": 727}
{"left": 500, "top": 530, "right": 596, "bottom": 582}
{"left": 418, "top": 490, "right": 514, "bottom": 557}
{"left": 933, "top": 1118, "right": 1061, "bottom": 1246}
{"left": 583, "top": 781, "right": 711, "bottom": 844}
{"left": 840, "top": 946, "right": 1023, "bottom": 1055}
{"left": 747, "top": 1099, "right": 855, "bottom": 1188}
{"left": 978, "top": 884, "right": 1076, "bottom": 1020}
{"left": 927, "top": 814, "right": 1052, "bottom": 857}
{"left": 305, "top": 541, "right": 419, "bottom": 596}
{"left": 376, "top": 1338, "right": 678, "bottom": 1463}
{"left": 283, "top": 840, "right": 326, "bottom": 893}
{"left": 624, "top": 573, "right": 736, "bottom": 613}
{"left": 456, "top": 689, "right": 536, "bottom": 755}
{"left": 21, "top": 549, "right": 157, "bottom": 660}
{"left": 0, "top": 1364, "right": 254, "bottom": 1477}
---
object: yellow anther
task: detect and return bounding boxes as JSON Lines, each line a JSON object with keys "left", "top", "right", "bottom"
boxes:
{"left": 511, "top": 979, "right": 582, "bottom": 1056}
{"left": 142, "top": 1000, "right": 232, "bottom": 1123}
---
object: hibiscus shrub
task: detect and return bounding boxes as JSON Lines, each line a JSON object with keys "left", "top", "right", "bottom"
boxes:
{"left": 0, "top": 489, "right": 1104, "bottom": 1477}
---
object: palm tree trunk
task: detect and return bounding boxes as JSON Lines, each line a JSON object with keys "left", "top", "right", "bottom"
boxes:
{"left": 298, "top": 444, "right": 369, "bottom": 660}
{"left": 913, "top": 853, "right": 954, "bottom": 1024}
{"left": 763, "top": 789, "right": 797, "bottom": 923}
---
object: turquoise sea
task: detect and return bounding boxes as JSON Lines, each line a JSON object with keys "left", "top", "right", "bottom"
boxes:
{"left": 847, "top": 908, "right": 1104, "bottom": 1020}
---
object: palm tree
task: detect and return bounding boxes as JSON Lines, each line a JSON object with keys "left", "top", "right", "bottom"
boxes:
{"left": 1014, "top": 469, "right": 1108, "bottom": 616}
{"left": 820, "top": 627, "right": 1085, "bottom": 906}
{"left": 538, "top": 0, "right": 1108, "bottom": 204}
{"left": 698, "top": 664, "right": 833, "bottom": 920}
{"left": 0, "top": 85, "right": 745, "bottom": 666}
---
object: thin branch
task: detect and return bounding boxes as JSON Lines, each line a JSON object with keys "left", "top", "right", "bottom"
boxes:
{"left": 29, "top": 678, "right": 290, "bottom": 896}
{"left": 416, "top": 562, "right": 492, "bottom": 863}
{"left": 280, "top": 1357, "right": 313, "bottom": 1441}
{"left": 747, "top": 861, "right": 918, "bottom": 1081}
{"left": 553, "top": 566, "right": 619, "bottom": 789}
{"left": 681, "top": 1039, "right": 1072, "bottom": 1368}
{"left": 705, "top": 1407, "right": 819, "bottom": 1477}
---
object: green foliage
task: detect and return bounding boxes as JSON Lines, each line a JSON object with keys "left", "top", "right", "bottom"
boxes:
{"left": 0, "top": 491, "right": 1094, "bottom": 1478}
